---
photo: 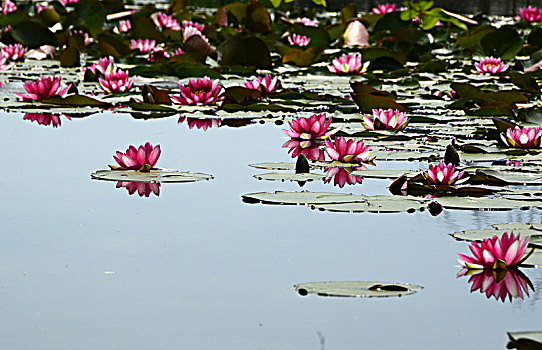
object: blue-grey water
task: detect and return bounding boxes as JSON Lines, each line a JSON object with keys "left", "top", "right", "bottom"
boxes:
{"left": 1, "top": 111, "right": 541, "bottom": 350}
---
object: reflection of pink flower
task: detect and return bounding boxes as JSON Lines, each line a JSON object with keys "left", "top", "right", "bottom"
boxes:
{"left": 114, "top": 20, "right": 131, "bottom": 34}
{"left": 362, "top": 108, "right": 409, "bottom": 130}
{"left": 130, "top": 39, "right": 156, "bottom": 53}
{"left": 372, "top": 3, "right": 396, "bottom": 14}
{"left": 23, "top": 113, "right": 70, "bottom": 128}
{"left": 475, "top": 57, "right": 509, "bottom": 75}
{"left": 325, "top": 136, "right": 375, "bottom": 163}
{"left": 458, "top": 232, "right": 531, "bottom": 270}
{"left": 1, "top": 43, "right": 26, "bottom": 61}
{"left": 457, "top": 268, "right": 532, "bottom": 303}
{"left": 16, "top": 75, "right": 71, "bottom": 102}
{"left": 151, "top": 12, "right": 181, "bottom": 31}
{"left": 422, "top": 162, "right": 466, "bottom": 185}
{"left": 519, "top": 6, "right": 542, "bottom": 22}
{"left": 182, "top": 20, "right": 205, "bottom": 32}
{"left": 2, "top": 0, "right": 16, "bottom": 14}
{"left": 99, "top": 69, "right": 135, "bottom": 93}
{"left": 178, "top": 116, "right": 221, "bottom": 131}
{"left": 282, "top": 139, "right": 325, "bottom": 161}
{"left": 172, "top": 77, "right": 224, "bottom": 106}
{"left": 116, "top": 181, "right": 161, "bottom": 197}
{"left": 113, "top": 142, "right": 161, "bottom": 171}
{"left": 328, "top": 53, "right": 369, "bottom": 75}
{"left": 295, "top": 17, "right": 318, "bottom": 27}
{"left": 501, "top": 126, "right": 542, "bottom": 149}
{"left": 283, "top": 113, "right": 340, "bottom": 140}
{"left": 324, "top": 167, "right": 365, "bottom": 188}
{"left": 288, "top": 34, "right": 310, "bottom": 47}
{"left": 245, "top": 74, "right": 280, "bottom": 95}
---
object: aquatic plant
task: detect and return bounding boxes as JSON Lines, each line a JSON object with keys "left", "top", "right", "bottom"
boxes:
{"left": 1, "top": 43, "right": 26, "bottom": 61}
{"left": 295, "top": 17, "right": 318, "bottom": 27}
{"left": 172, "top": 77, "right": 224, "bottom": 106}
{"left": 244, "top": 74, "right": 280, "bottom": 95}
{"left": 99, "top": 69, "right": 135, "bottom": 93}
{"left": 475, "top": 57, "right": 509, "bottom": 75}
{"left": 501, "top": 126, "right": 542, "bottom": 149}
{"left": 2, "top": 0, "right": 16, "bottom": 13}
{"left": 71, "top": 30, "right": 93, "bottom": 46}
{"left": 362, "top": 108, "right": 409, "bottom": 131}
{"left": 325, "top": 136, "right": 375, "bottom": 163}
{"left": 113, "top": 142, "right": 161, "bottom": 171}
{"left": 458, "top": 268, "right": 531, "bottom": 303}
{"left": 16, "top": 75, "right": 71, "bottom": 102}
{"left": 130, "top": 39, "right": 156, "bottom": 53}
{"left": 422, "top": 162, "right": 466, "bottom": 185}
{"left": 288, "top": 34, "right": 310, "bottom": 47}
{"left": 283, "top": 113, "right": 340, "bottom": 140}
{"left": 328, "top": 53, "right": 369, "bottom": 75}
{"left": 151, "top": 12, "right": 181, "bottom": 31}
{"left": 282, "top": 140, "right": 325, "bottom": 161}
{"left": 60, "top": 0, "right": 78, "bottom": 5}
{"left": 372, "top": 3, "right": 396, "bottom": 14}
{"left": 324, "top": 167, "right": 365, "bottom": 188}
{"left": 182, "top": 20, "right": 205, "bottom": 32}
{"left": 116, "top": 181, "right": 161, "bottom": 197}
{"left": 519, "top": 6, "right": 542, "bottom": 22}
{"left": 87, "top": 56, "right": 114, "bottom": 76}
{"left": 114, "top": 20, "right": 131, "bottom": 33}
{"left": 457, "top": 232, "right": 531, "bottom": 270}
{"left": 149, "top": 48, "right": 170, "bottom": 62}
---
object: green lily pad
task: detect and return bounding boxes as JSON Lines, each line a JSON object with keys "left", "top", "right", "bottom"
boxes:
{"left": 91, "top": 169, "right": 214, "bottom": 183}
{"left": 293, "top": 281, "right": 423, "bottom": 298}
{"left": 507, "top": 332, "right": 542, "bottom": 349}
{"left": 254, "top": 173, "right": 325, "bottom": 182}
{"left": 451, "top": 223, "right": 542, "bottom": 249}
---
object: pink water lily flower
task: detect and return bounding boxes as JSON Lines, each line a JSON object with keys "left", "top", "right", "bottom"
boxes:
{"left": 458, "top": 268, "right": 531, "bottom": 303}
{"left": 16, "top": 75, "right": 71, "bottom": 102}
{"left": 501, "top": 126, "right": 542, "bottom": 149}
{"left": 178, "top": 116, "right": 221, "bottom": 131}
{"left": 295, "top": 17, "right": 318, "bottom": 27}
{"left": 2, "top": 0, "right": 16, "bottom": 14}
{"left": 98, "top": 68, "right": 135, "bottom": 93}
{"left": 458, "top": 232, "right": 531, "bottom": 270}
{"left": 328, "top": 53, "right": 370, "bottom": 75}
{"left": 245, "top": 74, "right": 280, "bottom": 95}
{"left": 325, "top": 136, "right": 375, "bottom": 163}
{"left": 116, "top": 181, "right": 161, "bottom": 197}
{"left": 288, "top": 34, "right": 310, "bottom": 47}
{"left": 182, "top": 25, "right": 208, "bottom": 43}
{"left": 372, "top": 3, "right": 396, "bottom": 14}
{"left": 23, "top": 113, "right": 70, "bottom": 128}
{"left": 113, "top": 142, "right": 161, "bottom": 171}
{"left": 182, "top": 20, "right": 205, "bottom": 32}
{"left": 130, "top": 39, "right": 156, "bottom": 53}
{"left": 60, "top": 0, "right": 78, "bottom": 5}
{"left": 170, "top": 47, "right": 185, "bottom": 57}
{"left": 324, "top": 166, "right": 365, "bottom": 188}
{"left": 519, "top": 6, "right": 542, "bottom": 22}
{"left": 282, "top": 139, "right": 325, "bottom": 161}
{"left": 0, "top": 55, "right": 13, "bottom": 70}
{"left": 172, "top": 76, "right": 224, "bottom": 106}
{"left": 1, "top": 43, "right": 26, "bottom": 61}
{"left": 362, "top": 108, "right": 409, "bottom": 131}
{"left": 475, "top": 56, "right": 509, "bottom": 75}
{"left": 422, "top": 162, "right": 466, "bottom": 185}
{"left": 283, "top": 113, "right": 341, "bottom": 140}
{"left": 114, "top": 20, "right": 131, "bottom": 34}
{"left": 151, "top": 12, "right": 181, "bottom": 31}
{"left": 87, "top": 56, "right": 114, "bottom": 76}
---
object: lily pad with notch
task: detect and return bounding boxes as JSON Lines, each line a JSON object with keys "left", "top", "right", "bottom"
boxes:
{"left": 294, "top": 281, "right": 423, "bottom": 298}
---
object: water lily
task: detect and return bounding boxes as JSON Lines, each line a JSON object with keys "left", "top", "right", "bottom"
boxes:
{"left": 170, "top": 47, "right": 185, "bottom": 57}
{"left": 151, "top": 12, "right": 181, "bottom": 31}
{"left": 149, "top": 48, "right": 170, "bottom": 62}
{"left": 98, "top": 68, "right": 135, "bottom": 94}
{"left": 114, "top": 20, "right": 131, "bottom": 34}
{"left": 116, "top": 181, "right": 161, "bottom": 197}
{"left": 372, "top": 3, "right": 396, "bottom": 14}
{"left": 60, "top": 0, "right": 78, "bottom": 5}
{"left": 325, "top": 136, "right": 375, "bottom": 163}
{"left": 1, "top": 43, "right": 26, "bottom": 61}
{"left": 130, "top": 39, "right": 156, "bottom": 53}
{"left": 282, "top": 140, "right": 325, "bottom": 161}
{"left": 328, "top": 53, "right": 369, "bottom": 75}
{"left": 87, "top": 56, "right": 114, "bottom": 76}
{"left": 283, "top": 113, "right": 340, "bottom": 140}
{"left": 422, "top": 162, "right": 466, "bottom": 185}
{"left": 23, "top": 113, "right": 69, "bottom": 128}
{"left": 458, "top": 268, "right": 532, "bottom": 303}
{"left": 16, "top": 75, "right": 71, "bottom": 102}
{"left": 0, "top": 55, "right": 13, "bottom": 70}
{"left": 182, "top": 20, "right": 205, "bottom": 32}
{"left": 458, "top": 232, "right": 531, "bottom": 270}
{"left": 362, "top": 108, "right": 409, "bottom": 131}
{"left": 475, "top": 56, "right": 509, "bottom": 75}
{"left": 71, "top": 30, "right": 93, "bottom": 46}
{"left": 113, "top": 142, "right": 161, "bottom": 171}
{"left": 182, "top": 25, "right": 208, "bottom": 43}
{"left": 178, "top": 116, "right": 221, "bottom": 131}
{"left": 2, "top": 0, "right": 16, "bottom": 14}
{"left": 324, "top": 167, "right": 365, "bottom": 188}
{"left": 288, "top": 34, "right": 310, "bottom": 47}
{"left": 295, "top": 17, "right": 318, "bottom": 27}
{"left": 519, "top": 6, "right": 542, "bottom": 22}
{"left": 172, "top": 76, "right": 224, "bottom": 106}
{"left": 244, "top": 74, "right": 280, "bottom": 95}
{"left": 501, "top": 126, "right": 542, "bottom": 149}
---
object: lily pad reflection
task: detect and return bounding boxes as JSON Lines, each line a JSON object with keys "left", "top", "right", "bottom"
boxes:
{"left": 91, "top": 169, "right": 214, "bottom": 183}
{"left": 294, "top": 281, "right": 423, "bottom": 298}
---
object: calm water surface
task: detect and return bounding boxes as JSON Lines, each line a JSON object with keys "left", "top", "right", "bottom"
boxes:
{"left": 1, "top": 111, "right": 541, "bottom": 349}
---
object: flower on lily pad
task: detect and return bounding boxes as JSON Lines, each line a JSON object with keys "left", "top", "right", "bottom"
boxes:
{"left": 15, "top": 75, "right": 71, "bottom": 102}
{"left": 457, "top": 268, "right": 532, "bottom": 303}
{"left": 172, "top": 77, "right": 224, "bottom": 106}
{"left": 328, "top": 53, "right": 369, "bottom": 75}
{"left": 283, "top": 113, "right": 340, "bottom": 140}
{"left": 362, "top": 108, "right": 409, "bottom": 131}
{"left": 325, "top": 136, "right": 375, "bottom": 163}
{"left": 295, "top": 17, "right": 318, "bottom": 27}
{"left": 1, "top": 43, "right": 26, "bottom": 61}
{"left": 372, "top": 3, "right": 396, "bottom": 14}
{"left": 288, "top": 34, "right": 310, "bottom": 47}
{"left": 475, "top": 56, "right": 509, "bottom": 75}
{"left": 112, "top": 142, "right": 161, "bottom": 171}
{"left": 501, "top": 126, "right": 542, "bottom": 149}
{"left": 130, "top": 39, "right": 156, "bottom": 53}
{"left": 245, "top": 74, "right": 280, "bottom": 95}
{"left": 519, "top": 6, "right": 542, "bottom": 22}
{"left": 422, "top": 162, "right": 467, "bottom": 185}
{"left": 98, "top": 68, "right": 135, "bottom": 94}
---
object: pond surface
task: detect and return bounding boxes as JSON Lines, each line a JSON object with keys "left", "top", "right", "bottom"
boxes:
{"left": 1, "top": 111, "right": 541, "bottom": 349}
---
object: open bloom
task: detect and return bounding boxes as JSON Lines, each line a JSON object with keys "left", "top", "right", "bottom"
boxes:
{"left": 172, "top": 77, "right": 224, "bottom": 106}
{"left": 283, "top": 113, "right": 340, "bottom": 140}
{"left": 1, "top": 43, "right": 26, "bottom": 61}
{"left": 501, "top": 126, "right": 542, "bottom": 149}
{"left": 113, "top": 142, "right": 161, "bottom": 171}
{"left": 245, "top": 74, "right": 280, "bottom": 95}
{"left": 114, "top": 20, "right": 131, "bottom": 34}
{"left": 328, "top": 53, "right": 369, "bottom": 75}
{"left": 422, "top": 162, "right": 466, "bottom": 185}
{"left": 116, "top": 181, "right": 161, "bottom": 197}
{"left": 151, "top": 12, "right": 181, "bottom": 31}
{"left": 362, "top": 108, "right": 409, "bottom": 131}
{"left": 178, "top": 116, "right": 221, "bottom": 131}
{"left": 519, "top": 6, "right": 542, "bottom": 22}
{"left": 325, "top": 136, "right": 375, "bottom": 163}
{"left": 2, "top": 0, "right": 16, "bottom": 14}
{"left": 87, "top": 56, "right": 114, "bottom": 76}
{"left": 458, "top": 268, "right": 532, "bottom": 303}
{"left": 295, "top": 17, "right": 318, "bottom": 27}
{"left": 130, "top": 39, "right": 156, "bottom": 53}
{"left": 288, "top": 34, "right": 310, "bottom": 47}
{"left": 282, "top": 140, "right": 325, "bottom": 161}
{"left": 475, "top": 57, "right": 509, "bottom": 75}
{"left": 182, "top": 25, "right": 208, "bottom": 43}
{"left": 16, "top": 75, "right": 71, "bottom": 102}
{"left": 372, "top": 3, "right": 396, "bottom": 14}
{"left": 324, "top": 167, "right": 365, "bottom": 188}
{"left": 458, "top": 232, "right": 531, "bottom": 270}
{"left": 182, "top": 20, "right": 205, "bottom": 32}
{"left": 99, "top": 68, "right": 135, "bottom": 93}
{"left": 23, "top": 113, "right": 69, "bottom": 128}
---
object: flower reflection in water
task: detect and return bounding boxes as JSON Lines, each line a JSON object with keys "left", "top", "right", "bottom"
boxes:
{"left": 282, "top": 139, "right": 325, "bottom": 161}
{"left": 116, "top": 181, "right": 160, "bottom": 198}
{"left": 457, "top": 268, "right": 533, "bottom": 303}
{"left": 23, "top": 113, "right": 70, "bottom": 128}
{"left": 324, "top": 166, "right": 365, "bottom": 188}
{"left": 178, "top": 116, "right": 221, "bottom": 131}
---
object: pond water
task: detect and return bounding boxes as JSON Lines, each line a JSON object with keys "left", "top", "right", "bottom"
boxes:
{"left": 1, "top": 111, "right": 541, "bottom": 349}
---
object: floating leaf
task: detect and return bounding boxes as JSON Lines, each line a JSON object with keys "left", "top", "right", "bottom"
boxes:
{"left": 245, "top": 1, "right": 271, "bottom": 33}
{"left": 11, "top": 20, "right": 57, "bottom": 47}
{"left": 294, "top": 281, "right": 423, "bottom": 298}
{"left": 282, "top": 47, "right": 324, "bottom": 66}
{"left": 91, "top": 169, "right": 214, "bottom": 183}
{"left": 254, "top": 173, "right": 324, "bottom": 182}
{"left": 507, "top": 332, "right": 542, "bottom": 350}
{"left": 480, "top": 27, "right": 523, "bottom": 60}
{"left": 351, "top": 93, "right": 407, "bottom": 113}
{"left": 218, "top": 36, "right": 272, "bottom": 68}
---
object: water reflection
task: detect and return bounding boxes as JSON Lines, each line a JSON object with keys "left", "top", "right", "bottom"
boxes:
{"left": 324, "top": 166, "right": 365, "bottom": 188}
{"left": 457, "top": 268, "right": 534, "bottom": 303}
{"left": 23, "top": 113, "right": 70, "bottom": 128}
{"left": 282, "top": 139, "right": 325, "bottom": 161}
{"left": 115, "top": 181, "right": 161, "bottom": 198}
{"left": 178, "top": 116, "right": 221, "bottom": 131}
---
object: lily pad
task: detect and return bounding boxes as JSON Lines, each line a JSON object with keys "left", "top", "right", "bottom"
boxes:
{"left": 451, "top": 223, "right": 542, "bottom": 249}
{"left": 91, "top": 169, "right": 214, "bottom": 183}
{"left": 254, "top": 172, "right": 324, "bottom": 182}
{"left": 293, "top": 281, "right": 423, "bottom": 298}
{"left": 507, "top": 332, "right": 542, "bottom": 350}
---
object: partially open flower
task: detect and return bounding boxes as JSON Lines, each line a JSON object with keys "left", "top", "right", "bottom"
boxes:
{"left": 16, "top": 75, "right": 71, "bottom": 102}
{"left": 282, "top": 139, "right": 325, "bottom": 161}
{"left": 182, "top": 20, "right": 205, "bottom": 32}
{"left": 283, "top": 113, "right": 340, "bottom": 140}
{"left": 2, "top": 0, "right": 16, "bottom": 14}
{"left": 87, "top": 56, "right": 114, "bottom": 77}
{"left": 116, "top": 181, "right": 161, "bottom": 197}
{"left": 362, "top": 109, "right": 409, "bottom": 131}
{"left": 182, "top": 25, "right": 208, "bottom": 43}
{"left": 519, "top": 6, "right": 542, "bottom": 22}
{"left": 23, "top": 113, "right": 69, "bottom": 128}
{"left": 178, "top": 116, "right": 221, "bottom": 131}
{"left": 172, "top": 77, "right": 224, "bottom": 106}
{"left": 501, "top": 126, "right": 542, "bottom": 149}
{"left": 288, "top": 34, "right": 310, "bottom": 47}
{"left": 458, "top": 232, "right": 531, "bottom": 270}
{"left": 113, "top": 142, "right": 161, "bottom": 171}
{"left": 328, "top": 53, "right": 369, "bottom": 75}
{"left": 114, "top": 20, "right": 131, "bottom": 34}
{"left": 295, "top": 17, "right": 318, "bottom": 27}
{"left": 475, "top": 57, "right": 509, "bottom": 75}
{"left": 130, "top": 39, "right": 156, "bottom": 53}
{"left": 372, "top": 3, "right": 396, "bottom": 14}
{"left": 244, "top": 74, "right": 280, "bottom": 95}
{"left": 98, "top": 68, "right": 135, "bottom": 94}
{"left": 325, "top": 136, "right": 375, "bottom": 163}
{"left": 151, "top": 12, "right": 181, "bottom": 31}
{"left": 324, "top": 166, "right": 365, "bottom": 188}
{"left": 60, "top": 0, "right": 78, "bottom": 5}
{"left": 457, "top": 268, "right": 532, "bottom": 303}
{"left": 1, "top": 43, "right": 26, "bottom": 61}
{"left": 422, "top": 162, "right": 466, "bottom": 185}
